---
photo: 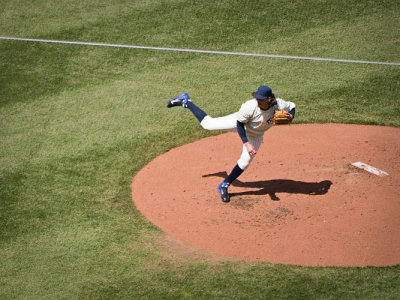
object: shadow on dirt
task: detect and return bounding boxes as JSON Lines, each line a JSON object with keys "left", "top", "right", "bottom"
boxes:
{"left": 202, "top": 172, "right": 332, "bottom": 201}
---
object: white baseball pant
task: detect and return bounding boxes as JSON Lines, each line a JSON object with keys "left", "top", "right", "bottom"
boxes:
{"left": 200, "top": 114, "right": 264, "bottom": 170}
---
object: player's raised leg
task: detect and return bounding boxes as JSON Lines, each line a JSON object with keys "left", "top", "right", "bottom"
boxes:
{"left": 166, "top": 93, "right": 236, "bottom": 128}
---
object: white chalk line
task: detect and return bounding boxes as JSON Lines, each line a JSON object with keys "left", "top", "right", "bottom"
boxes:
{"left": 352, "top": 162, "right": 389, "bottom": 177}
{"left": 1, "top": 36, "right": 399, "bottom": 66}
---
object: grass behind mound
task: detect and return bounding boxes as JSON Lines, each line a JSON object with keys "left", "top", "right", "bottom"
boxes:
{"left": 1, "top": 0, "right": 399, "bottom": 298}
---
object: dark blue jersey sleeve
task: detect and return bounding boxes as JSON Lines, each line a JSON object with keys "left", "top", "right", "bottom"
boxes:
{"left": 289, "top": 108, "right": 295, "bottom": 119}
{"left": 237, "top": 120, "right": 248, "bottom": 143}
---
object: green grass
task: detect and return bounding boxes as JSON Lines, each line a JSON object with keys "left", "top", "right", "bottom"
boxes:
{"left": 1, "top": 0, "right": 400, "bottom": 298}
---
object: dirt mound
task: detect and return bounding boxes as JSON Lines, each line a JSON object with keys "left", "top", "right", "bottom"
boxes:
{"left": 132, "top": 124, "right": 400, "bottom": 267}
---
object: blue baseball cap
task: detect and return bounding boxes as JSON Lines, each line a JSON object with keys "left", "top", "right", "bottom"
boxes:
{"left": 253, "top": 85, "right": 273, "bottom": 100}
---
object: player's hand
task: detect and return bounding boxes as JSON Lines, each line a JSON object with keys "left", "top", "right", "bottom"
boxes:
{"left": 244, "top": 142, "right": 257, "bottom": 156}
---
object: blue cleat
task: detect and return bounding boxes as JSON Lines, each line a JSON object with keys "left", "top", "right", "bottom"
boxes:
{"left": 166, "top": 93, "right": 191, "bottom": 108}
{"left": 218, "top": 181, "right": 230, "bottom": 203}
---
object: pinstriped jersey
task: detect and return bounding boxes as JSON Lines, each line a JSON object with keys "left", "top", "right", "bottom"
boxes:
{"left": 237, "top": 98, "right": 295, "bottom": 137}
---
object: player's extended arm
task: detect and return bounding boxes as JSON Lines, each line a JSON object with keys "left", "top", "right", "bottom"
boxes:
{"left": 237, "top": 121, "right": 256, "bottom": 156}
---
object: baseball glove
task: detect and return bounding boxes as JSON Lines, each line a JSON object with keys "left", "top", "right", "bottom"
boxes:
{"left": 274, "top": 110, "right": 292, "bottom": 124}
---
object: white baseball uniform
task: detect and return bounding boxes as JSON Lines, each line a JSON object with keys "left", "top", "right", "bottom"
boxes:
{"left": 200, "top": 98, "right": 295, "bottom": 169}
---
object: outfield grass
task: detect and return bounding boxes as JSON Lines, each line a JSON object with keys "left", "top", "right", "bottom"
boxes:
{"left": 1, "top": 0, "right": 399, "bottom": 298}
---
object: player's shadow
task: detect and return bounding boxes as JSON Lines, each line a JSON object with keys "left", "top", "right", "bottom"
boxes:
{"left": 202, "top": 171, "right": 332, "bottom": 201}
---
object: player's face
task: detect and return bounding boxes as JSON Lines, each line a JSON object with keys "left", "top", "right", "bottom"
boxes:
{"left": 257, "top": 97, "right": 271, "bottom": 110}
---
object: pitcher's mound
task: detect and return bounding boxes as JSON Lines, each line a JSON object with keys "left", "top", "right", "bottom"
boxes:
{"left": 131, "top": 124, "right": 400, "bottom": 267}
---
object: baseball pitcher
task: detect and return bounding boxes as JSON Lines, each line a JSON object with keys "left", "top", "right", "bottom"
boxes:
{"left": 166, "top": 85, "right": 296, "bottom": 203}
